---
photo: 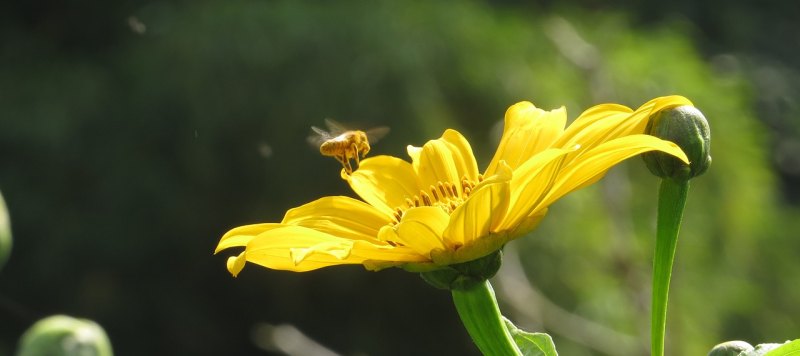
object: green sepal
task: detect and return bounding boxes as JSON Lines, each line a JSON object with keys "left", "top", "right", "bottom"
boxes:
{"left": 420, "top": 250, "right": 502, "bottom": 290}
{"left": 642, "top": 105, "right": 711, "bottom": 180}
{"left": 503, "top": 318, "right": 559, "bottom": 356}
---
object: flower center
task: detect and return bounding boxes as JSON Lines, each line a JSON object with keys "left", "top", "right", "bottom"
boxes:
{"left": 391, "top": 174, "right": 485, "bottom": 224}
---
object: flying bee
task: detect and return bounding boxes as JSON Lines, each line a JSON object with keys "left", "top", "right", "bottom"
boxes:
{"left": 308, "top": 118, "right": 390, "bottom": 174}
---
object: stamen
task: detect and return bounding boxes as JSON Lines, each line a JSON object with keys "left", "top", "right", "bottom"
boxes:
{"left": 405, "top": 198, "right": 415, "bottom": 208}
{"left": 429, "top": 185, "right": 439, "bottom": 201}
{"left": 438, "top": 182, "right": 448, "bottom": 198}
{"left": 421, "top": 191, "right": 432, "bottom": 206}
{"left": 392, "top": 178, "right": 479, "bottom": 227}
{"left": 461, "top": 178, "right": 472, "bottom": 192}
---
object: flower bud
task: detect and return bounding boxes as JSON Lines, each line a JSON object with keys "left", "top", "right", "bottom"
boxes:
{"left": 420, "top": 250, "right": 502, "bottom": 290}
{"left": 707, "top": 340, "right": 753, "bottom": 356}
{"left": 0, "top": 191, "right": 10, "bottom": 271}
{"left": 17, "top": 315, "right": 114, "bottom": 356}
{"left": 642, "top": 105, "right": 711, "bottom": 180}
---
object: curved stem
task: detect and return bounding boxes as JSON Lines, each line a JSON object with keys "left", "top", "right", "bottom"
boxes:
{"left": 651, "top": 178, "right": 689, "bottom": 356}
{"left": 452, "top": 280, "right": 522, "bottom": 356}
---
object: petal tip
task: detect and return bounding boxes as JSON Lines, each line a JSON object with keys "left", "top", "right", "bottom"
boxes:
{"left": 226, "top": 253, "right": 247, "bottom": 277}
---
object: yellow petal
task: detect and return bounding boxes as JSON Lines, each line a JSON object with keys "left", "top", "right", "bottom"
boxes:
{"left": 554, "top": 104, "right": 633, "bottom": 152}
{"left": 430, "top": 231, "right": 508, "bottom": 266}
{"left": 290, "top": 241, "right": 351, "bottom": 264}
{"left": 226, "top": 252, "right": 248, "bottom": 277}
{"left": 349, "top": 240, "right": 429, "bottom": 264}
{"left": 556, "top": 96, "right": 695, "bottom": 154}
{"left": 445, "top": 161, "right": 511, "bottom": 245}
{"left": 242, "top": 225, "right": 425, "bottom": 272}
{"left": 486, "top": 102, "right": 566, "bottom": 176}
{"left": 612, "top": 95, "right": 694, "bottom": 139}
{"left": 499, "top": 148, "right": 573, "bottom": 231}
{"left": 508, "top": 209, "right": 548, "bottom": 239}
{"left": 216, "top": 223, "right": 282, "bottom": 253}
{"left": 441, "top": 129, "right": 480, "bottom": 181}
{"left": 346, "top": 155, "right": 419, "bottom": 216}
{"left": 640, "top": 95, "right": 694, "bottom": 117}
{"left": 539, "top": 134, "right": 688, "bottom": 209}
{"left": 406, "top": 145, "right": 422, "bottom": 162}
{"left": 392, "top": 206, "right": 450, "bottom": 254}
{"left": 407, "top": 129, "right": 479, "bottom": 193}
{"left": 282, "top": 196, "right": 390, "bottom": 243}
{"left": 363, "top": 259, "right": 431, "bottom": 272}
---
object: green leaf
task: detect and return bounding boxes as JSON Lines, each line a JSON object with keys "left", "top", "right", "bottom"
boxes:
{"left": 762, "top": 339, "right": 800, "bottom": 356}
{"left": 503, "top": 318, "right": 558, "bottom": 356}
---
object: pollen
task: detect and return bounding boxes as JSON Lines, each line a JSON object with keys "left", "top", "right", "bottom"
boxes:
{"left": 390, "top": 175, "right": 480, "bottom": 225}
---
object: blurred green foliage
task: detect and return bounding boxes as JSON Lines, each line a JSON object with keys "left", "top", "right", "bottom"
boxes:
{"left": 17, "top": 315, "right": 113, "bottom": 356}
{"left": 0, "top": 191, "right": 10, "bottom": 271}
{"left": 1, "top": 1, "right": 798, "bottom": 355}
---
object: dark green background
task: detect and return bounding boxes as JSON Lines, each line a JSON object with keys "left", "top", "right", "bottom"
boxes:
{"left": 1, "top": 1, "right": 798, "bottom": 355}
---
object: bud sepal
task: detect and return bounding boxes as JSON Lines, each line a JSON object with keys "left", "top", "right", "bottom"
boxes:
{"left": 643, "top": 105, "right": 711, "bottom": 180}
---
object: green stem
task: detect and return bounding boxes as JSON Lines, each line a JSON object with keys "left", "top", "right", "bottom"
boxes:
{"left": 452, "top": 280, "right": 521, "bottom": 356}
{"left": 652, "top": 178, "right": 690, "bottom": 356}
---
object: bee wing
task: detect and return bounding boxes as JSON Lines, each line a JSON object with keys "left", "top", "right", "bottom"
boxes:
{"left": 323, "top": 118, "right": 349, "bottom": 135}
{"left": 365, "top": 126, "right": 390, "bottom": 143}
{"left": 307, "top": 126, "right": 333, "bottom": 147}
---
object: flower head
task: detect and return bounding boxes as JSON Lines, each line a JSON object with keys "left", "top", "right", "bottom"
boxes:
{"left": 216, "top": 96, "right": 691, "bottom": 276}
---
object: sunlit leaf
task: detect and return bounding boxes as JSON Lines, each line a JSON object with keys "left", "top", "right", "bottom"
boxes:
{"left": 504, "top": 318, "right": 558, "bottom": 356}
{"left": 763, "top": 340, "right": 800, "bottom": 356}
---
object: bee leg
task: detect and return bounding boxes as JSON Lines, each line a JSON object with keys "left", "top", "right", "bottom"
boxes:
{"left": 351, "top": 143, "right": 361, "bottom": 166}
{"left": 344, "top": 159, "right": 353, "bottom": 174}
{"left": 336, "top": 154, "right": 353, "bottom": 174}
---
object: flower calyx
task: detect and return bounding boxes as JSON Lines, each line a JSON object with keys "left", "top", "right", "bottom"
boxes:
{"left": 642, "top": 105, "right": 711, "bottom": 181}
{"left": 420, "top": 250, "right": 503, "bottom": 290}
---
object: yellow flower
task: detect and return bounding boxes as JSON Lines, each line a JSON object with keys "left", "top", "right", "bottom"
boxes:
{"left": 216, "top": 96, "right": 691, "bottom": 276}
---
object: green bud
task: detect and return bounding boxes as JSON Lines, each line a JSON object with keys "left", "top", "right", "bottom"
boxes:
{"left": 707, "top": 340, "right": 753, "bottom": 356}
{"left": 420, "top": 250, "right": 502, "bottom": 290}
{"left": 643, "top": 105, "right": 711, "bottom": 180}
{"left": 17, "top": 315, "right": 114, "bottom": 356}
{"left": 0, "top": 191, "right": 11, "bottom": 271}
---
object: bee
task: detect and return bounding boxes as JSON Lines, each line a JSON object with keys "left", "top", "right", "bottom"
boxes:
{"left": 308, "top": 119, "right": 389, "bottom": 174}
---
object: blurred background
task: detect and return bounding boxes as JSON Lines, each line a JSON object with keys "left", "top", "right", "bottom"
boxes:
{"left": 1, "top": 1, "right": 799, "bottom": 355}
